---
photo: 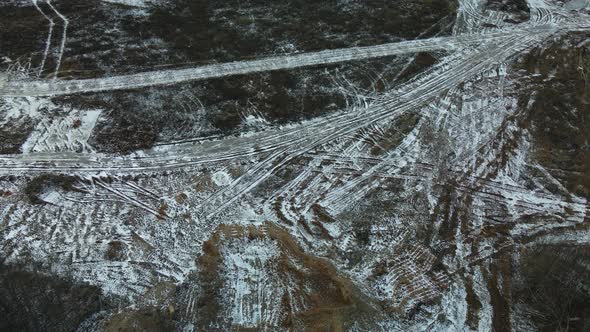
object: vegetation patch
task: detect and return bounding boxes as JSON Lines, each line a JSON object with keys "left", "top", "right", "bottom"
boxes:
{"left": 140, "top": 0, "right": 458, "bottom": 64}
{"left": 485, "top": 0, "right": 530, "bottom": 22}
{"left": 515, "top": 32, "right": 590, "bottom": 197}
{"left": 370, "top": 112, "right": 421, "bottom": 156}
{"left": 512, "top": 244, "right": 590, "bottom": 331}
{"left": 0, "top": 118, "right": 35, "bottom": 154}
{"left": 0, "top": 265, "right": 108, "bottom": 332}
{"left": 102, "top": 308, "right": 175, "bottom": 332}
{"left": 24, "top": 174, "right": 80, "bottom": 204}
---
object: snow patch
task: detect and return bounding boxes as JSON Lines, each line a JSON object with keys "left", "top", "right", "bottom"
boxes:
{"left": 212, "top": 170, "right": 232, "bottom": 187}
{"left": 221, "top": 239, "right": 280, "bottom": 328}
{"left": 21, "top": 109, "right": 102, "bottom": 153}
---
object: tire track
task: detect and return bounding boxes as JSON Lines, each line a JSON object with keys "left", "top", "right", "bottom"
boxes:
{"left": 0, "top": 26, "right": 560, "bottom": 176}
{"left": 196, "top": 30, "right": 555, "bottom": 218}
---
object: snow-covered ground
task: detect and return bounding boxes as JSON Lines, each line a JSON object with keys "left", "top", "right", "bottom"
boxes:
{"left": 1, "top": 0, "right": 589, "bottom": 330}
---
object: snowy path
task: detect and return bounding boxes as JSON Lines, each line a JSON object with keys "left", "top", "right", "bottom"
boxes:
{"left": 0, "top": 26, "right": 557, "bottom": 178}
{"left": 0, "top": 29, "right": 531, "bottom": 97}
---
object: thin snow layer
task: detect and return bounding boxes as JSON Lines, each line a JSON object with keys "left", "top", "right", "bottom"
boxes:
{"left": 435, "top": 280, "right": 469, "bottom": 332}
{"left": 22, "top": 109, "right": 101, "bottom": 153}
{"left": 102, "top": 0, "right": 150, "bottom": 7}
{"left": 0, "top": 0, "right": 589, "bottom": 330}
{"left": 565, "top": 0, "right": 590, "bottom": 10}
{"left": 473, "top": 268, "right": 493, "bottom": 332}
{"left": 0, "top": 97, "right": 52, "bottom": 123}
{"left": 0, "top": 174, "right": 216, "bottom": 300}
{"left": 221, "top": 238, "right": 281, "bottom": 328}
{"left": 0, "top": 96, "right": 102, "bottom": 153}
{"left": 241, "top": 114, "right": 269, "bottom": 129}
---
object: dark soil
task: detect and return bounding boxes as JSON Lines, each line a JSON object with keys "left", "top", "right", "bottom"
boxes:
{"left": 0, "top": 0, "right": 159, "bottom": 79}
{"left": 141, "top": 0, "right": 458, "bottom": 63}
{"left": 0, "top": 119, "right": 35, "bottom": 154}
{"left": 178, "top": 223, "right": 380, "bottom": 331}
{"left": 486, "top": 0, "right": 529, "bottom": 13}
{"left": 90, "top": 110, "right": 160, "bottom": 154}
{"left": 55, "top": 52, "right": 439, "bottom": 153}
{"left": 0, "top": 265, "right": 108, "bottom": 332}
{"left": 102, "top": 308, "right": 176, "bottom": 332}
{"left": 105, "top": 241, "right": 128, "bottom": 261}
{"left": 24, "top": 174, "right": 80, "bottom": 204}
{"left": 515, "top": 32, "right": 590, "bottom": 197}
{"left": 513, "top": 244, "right": 590, "bottom": 332}
{"left": 485, "top": 0, "right": 530, "bottom": 22}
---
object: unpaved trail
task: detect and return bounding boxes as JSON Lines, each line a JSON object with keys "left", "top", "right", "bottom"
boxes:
{"left": 0, "top": 24, "right": 569, "bottom": 177}
{"left": 0, "top": 30, "right": 534, "bottom": 97}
